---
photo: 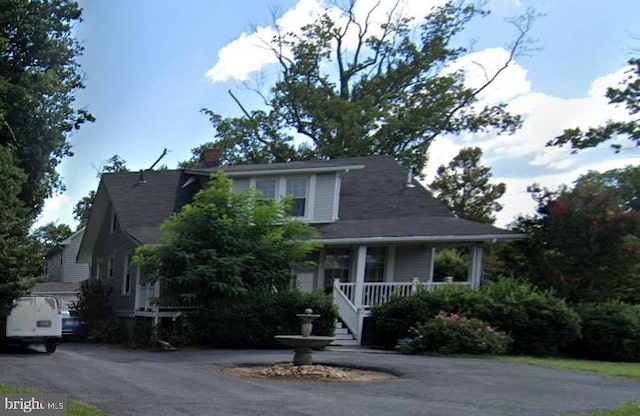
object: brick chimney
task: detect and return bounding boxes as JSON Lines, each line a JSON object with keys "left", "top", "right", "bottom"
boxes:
{"left": 200, "top": 148, "right": 221, "bottom": 168}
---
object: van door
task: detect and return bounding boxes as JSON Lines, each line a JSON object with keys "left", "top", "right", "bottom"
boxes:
{"left": 33, "top": 297, "right": 61, "bottom": 338}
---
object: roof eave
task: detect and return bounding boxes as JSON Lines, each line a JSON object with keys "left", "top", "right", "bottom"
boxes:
{"left": 185, "top": 164, "right": 365, "bottom": 177}
{"left": 315, "top": 233, "right": 528, "bottom": 245}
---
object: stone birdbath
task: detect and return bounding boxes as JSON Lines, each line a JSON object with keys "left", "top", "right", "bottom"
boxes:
{"left": 275, "top": 308, "right": 335, "bottom": 366}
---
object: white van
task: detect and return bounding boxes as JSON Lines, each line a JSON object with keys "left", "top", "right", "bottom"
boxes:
{"left": 1, "top": 296, "right": 62, "bottom": 353}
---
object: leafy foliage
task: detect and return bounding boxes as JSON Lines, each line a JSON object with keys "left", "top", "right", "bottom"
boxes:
{"left": 73, "top": 155, "right": 129, "bottom": 228}
{"left": 472, "top": 278, "right": 581, "bottom": 356}
{"left": 432, "top": 248, "right": 469, "bottom": 282}
{"left": 189, "top": 2, "right": 533, "bottom": 172}
{"left": 429, "top": 147, "right": 506, "bottom": 223}
{"left": 508, "top": 172, "right": 640, "bottom": 303}
{"left": 569, "top": 301, "right": 640, "bottom": 362}
{"left": 72, "top": 279, "right": 120, "bottom": 343}
{"left": 548, "top": 58, "right": 639, "bottom": 152}
{"left": 31, "top": 222, "right": 73, "bottom": 251}
{"left": 0, "top": 0, "right": 93, "bottom": 213}
{"left": 369, "top": 278, "right": 580, "bottom": 355}
{"left": 0, "top": 147, "right": 42, "bottom": 317}
{"left": 185, "top": 290, "right": 336, "bottom": 348}
{"left": 134, "top": 171, "right": 318, "bottom": 306}
{"left": 400, "top": 312, "right": 511, "bottom": 355}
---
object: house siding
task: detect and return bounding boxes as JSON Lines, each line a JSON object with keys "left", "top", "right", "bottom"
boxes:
{"left": 393, "top": 245, "right": 432, "bottom": 282}
{"left": 61, "top": 232, "right": 90, "bottom": 282}
{"left": 91, "top": 203, "right": 140, "bottom": 317}
{"left": 45, "top": 252, "right": 63, "bottom": 282}
{"left": 312, "top": 173, "right": 337, "bottom": 223}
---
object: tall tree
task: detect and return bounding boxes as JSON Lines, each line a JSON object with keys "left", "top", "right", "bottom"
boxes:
{"left": 429, "top": 147, "right": 506, "bottom": 224}
{"left": 134, "top": 172, "right": 318, "bottom": 307}
{"left": 548, "top": 57, "right": 639, "bottom": 152}
{"left": 73, "top": 155, "right": 129, "bottom": 228}
{"left": 506, "top": 171, "right": 640, "bottom": 303}
{"left": 0, "top": 0, "right": 93, "bottom": 215}
{"left": 0, "top": 146, "right": 41, "bottom": 317}
{"left": 32, "top": 222, "right": 73, "bottom": 252}
{"left": 194, "top": 1, "right": 534, "bottom": 172}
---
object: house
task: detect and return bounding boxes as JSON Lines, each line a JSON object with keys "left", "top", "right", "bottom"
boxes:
{"left": 77, "top": 153, "right": 526, "bottom": 344}
{"left": 33, "top": 227, "right": 90, "bottom": 308}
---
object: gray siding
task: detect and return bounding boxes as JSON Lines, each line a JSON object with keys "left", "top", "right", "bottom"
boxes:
{"left": 45, "top": 252, "right": 63, "bottom": 282}
{"left": 393, "top": 245, "right": 432, "bottom": 282}
{"left": 312, "top": 173, "right": 337, "bottom": 222}
{"left": 91, "top": 203, "right": 140, "bottom": 317}
{"left": 232, "top": 178, "right": 250, "bottom": 192}
{"left": 62, "top": 231, "right": 89, "bottom": 282}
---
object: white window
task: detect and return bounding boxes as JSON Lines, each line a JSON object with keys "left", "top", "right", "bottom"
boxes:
{"left": 95, "top": 259, "right": 102, "bottom": 281}
{"left": 324, "top": 247, "right": 353, "bottom": 288}
{"left": 255, "top": 178, "right": 278, "bottom": 200}
{"left": 365, "top": 247, "right": 387, "bottom": 282}
{"left": 108, "top": 256, "right": 114, "bottom": 279}
{"left": 123, "top": 253, "right": 132, "bottom": 295}
{"left": 286, "top": 177, "right": 308, "bottom": 217}
{"left": 111, "top": 211, "right": 118, "bottom": 233}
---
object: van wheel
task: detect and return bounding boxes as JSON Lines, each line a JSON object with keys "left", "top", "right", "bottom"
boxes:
{"left": 45, "top": 343, "right": 57, "bottom": 353}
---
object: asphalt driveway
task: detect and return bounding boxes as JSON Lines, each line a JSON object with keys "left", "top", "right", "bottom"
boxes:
{"left": 0, "top": 343, "right": 638, "bottom": 416}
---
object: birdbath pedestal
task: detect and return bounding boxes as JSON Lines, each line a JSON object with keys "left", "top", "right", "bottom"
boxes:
{"left": 275, "top": 308, "right": 335, "bottom": 366}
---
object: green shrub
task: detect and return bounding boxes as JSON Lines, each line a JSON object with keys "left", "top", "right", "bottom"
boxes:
{"left": 369, "top": 284, "right": 480, "bottom": 348}
{"left": 369, "top": 278, "right": 580, "bottom": 355}
{"left": 400, "top": 312, "right": 511, "bottom": 355}
{"left": 473, "top": 278, "right": 581, "bottom": 355}
{"left": 568, "top": 301, "right": 640, "bottom": 362}
{"left": 72, "top": 279, "right": 121, "bottom": 343}
{"left": 190, "top": 290, "right": 336, "bottom": 348}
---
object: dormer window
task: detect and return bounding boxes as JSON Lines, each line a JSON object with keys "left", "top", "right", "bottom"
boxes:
{"left": 286, "top": 177, "right": 308, "bottom": 217}
{"left": 251, "top": 176, "right": 311, "bottom": 219}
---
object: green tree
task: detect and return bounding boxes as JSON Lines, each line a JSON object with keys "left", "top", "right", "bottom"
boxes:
{"left": 134, "top": 172, "right": 318, "bottom": 307}
{"left": 32, "top": 221, "right": 73, "bottom": 251}
{"left": 73, "top": 155, "right": 128, "bottom": 228}
{"left": 576, "top": 165, "right": 640, "bottom": 211}
{"left": 508, "top": 172, "right": 640, "bottom": 303}
{"left": 0, "top": 146, "right": 42, "bottom": 317}
{"left": 429, "top": 147, "right": 506, "bottom": 224}
{"left": 190, "top": 2, "right": 534, "bottom": 171}
{"left": 0, "top": 0, "right": 93, "bottom": 214}
{"left": 548, "top": 57, "right": 639, "bottom": 152}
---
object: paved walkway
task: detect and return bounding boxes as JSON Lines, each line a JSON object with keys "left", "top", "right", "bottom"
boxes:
{"left": 0, "top": 343, "right": 638, "bottom": 415}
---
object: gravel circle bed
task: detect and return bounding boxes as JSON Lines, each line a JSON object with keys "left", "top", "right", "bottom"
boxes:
{"left": 223, "top": 363, "right": 397, "bottom": 382}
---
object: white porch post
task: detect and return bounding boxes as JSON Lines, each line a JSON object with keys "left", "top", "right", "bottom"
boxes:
{"left": 469, "top": 245, "right": 483, "bottom": 288}
{"left": 353, "top": 245, "right": 367, "bottom": 308}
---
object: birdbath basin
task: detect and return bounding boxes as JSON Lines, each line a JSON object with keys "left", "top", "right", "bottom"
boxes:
{"left": 275, "top": 308, "right": 335, "bottom": 366}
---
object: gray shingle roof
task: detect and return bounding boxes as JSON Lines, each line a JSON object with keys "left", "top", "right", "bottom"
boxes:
{"left": 102, "top": 170, "right": 199, "bottom": 245}
{"left": 313, "top": 156, "right": 517, "bottom": 241}
{"left": 97, "top": 156, "right": 521, "bottom": 246}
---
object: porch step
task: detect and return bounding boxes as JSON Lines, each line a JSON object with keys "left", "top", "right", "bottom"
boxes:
{"left": 331, "top": 319, "right": 358, "bottom": 346}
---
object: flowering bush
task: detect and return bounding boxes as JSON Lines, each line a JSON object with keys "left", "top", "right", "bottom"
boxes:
{"left": 399, "top": 312, "right": 512, "bottom": 355}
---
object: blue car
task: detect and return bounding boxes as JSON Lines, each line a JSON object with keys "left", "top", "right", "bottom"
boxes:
{"left": 61, "top": 309, "right": 85, "bottom": 338}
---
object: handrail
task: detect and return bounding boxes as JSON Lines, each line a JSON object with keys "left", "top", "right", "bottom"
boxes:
{"left": 333, "top": 280, "right": 359, "bottom": 337}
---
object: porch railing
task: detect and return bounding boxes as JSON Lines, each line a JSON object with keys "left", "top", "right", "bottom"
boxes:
{"left": 135, "top": 283, "right": 198, "bottom": 311}
{"left": 334, "top": 280, "right": 471, "bottom": 309}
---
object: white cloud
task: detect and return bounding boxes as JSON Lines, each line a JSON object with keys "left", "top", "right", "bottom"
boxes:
{"left": 205, "top": 0, "right": 448, "bottom": 83}
{"left": 33, "top": 194, "right": 75, "bottom": 229}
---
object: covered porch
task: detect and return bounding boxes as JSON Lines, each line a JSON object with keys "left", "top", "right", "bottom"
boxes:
{"left": 296, "top": 240, "right": 488, "bottom": 345}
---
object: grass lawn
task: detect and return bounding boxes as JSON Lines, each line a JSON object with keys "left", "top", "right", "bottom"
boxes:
{"left": 0, "top": 383, "right": 110, "bottom": 416}
{"left": 499, "top": 356, "right": 640, "bottom": 416}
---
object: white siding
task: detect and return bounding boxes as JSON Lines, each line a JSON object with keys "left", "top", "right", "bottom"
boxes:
{"left": 61, "top": 230, "right": 90, "bottom": 282}
{"left": 313, "top": 173, "right": 337, "bottom": 222}
{"left": 393, "top": 245, "right": 432, "bottom": 282}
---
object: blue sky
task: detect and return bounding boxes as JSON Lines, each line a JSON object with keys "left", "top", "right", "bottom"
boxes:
{"left": 37, "top": 0, "right": 640, "bottom": 229}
